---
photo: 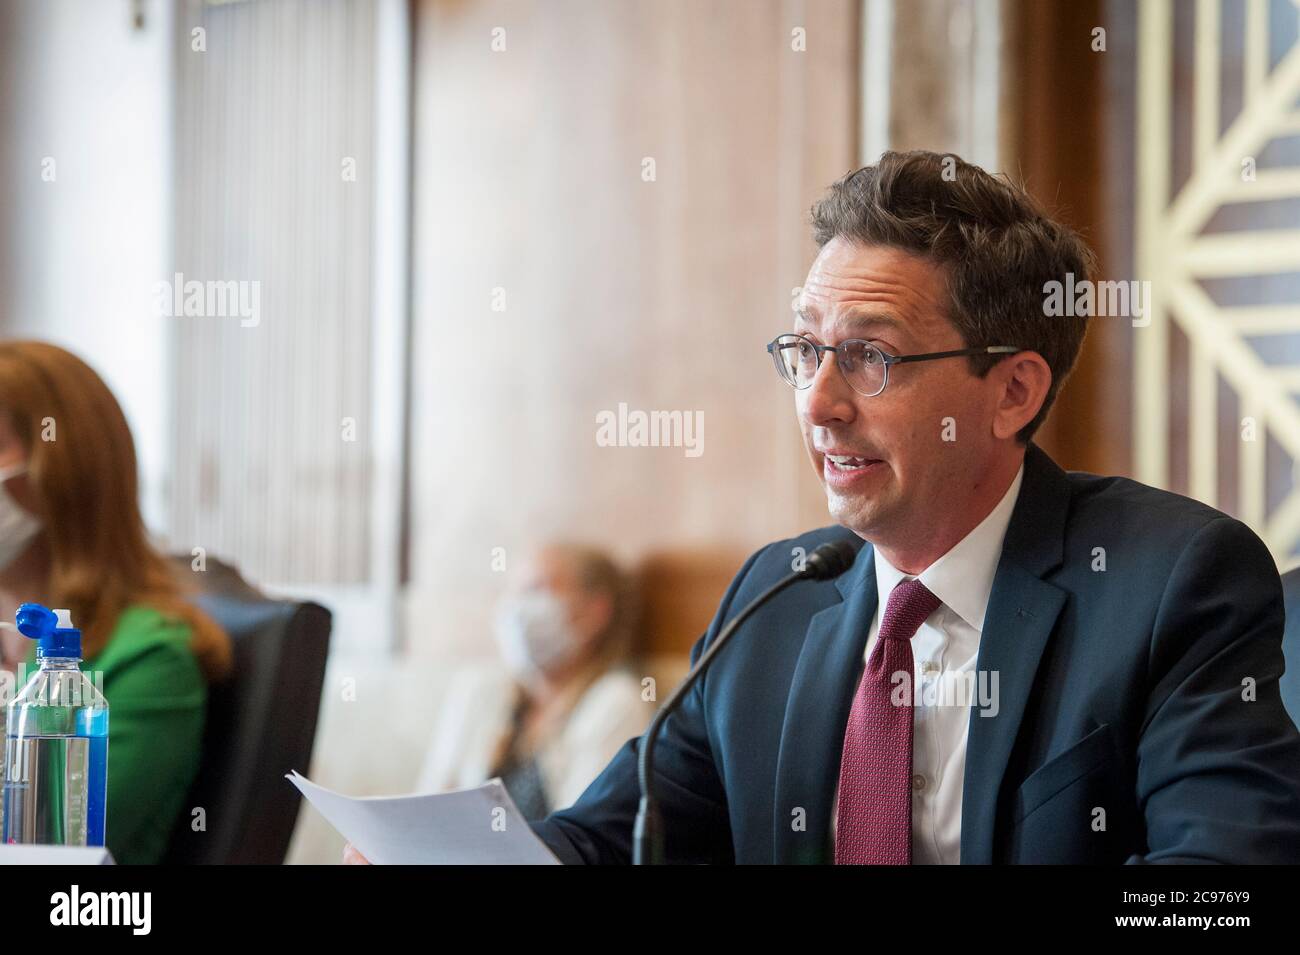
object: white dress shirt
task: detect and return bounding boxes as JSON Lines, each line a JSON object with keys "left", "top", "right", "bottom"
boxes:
{"left": 831, "top": 460, "right": 1025, "bottom": 864}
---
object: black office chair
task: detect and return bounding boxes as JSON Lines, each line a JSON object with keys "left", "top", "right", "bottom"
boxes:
{"left": 1280, "top": 568, "right": 1300, "bottom": 728}
{"left": 161, "top": 561, "right": 332, "bottom": 864}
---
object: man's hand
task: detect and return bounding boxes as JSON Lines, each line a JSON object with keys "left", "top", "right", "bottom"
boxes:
{"left": 342, "top": 842, "right": 372, "bottom": 864}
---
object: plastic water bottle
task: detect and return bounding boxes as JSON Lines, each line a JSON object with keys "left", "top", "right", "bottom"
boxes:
{"left": 2, "top": 604, "right": 109, "bottom": 847}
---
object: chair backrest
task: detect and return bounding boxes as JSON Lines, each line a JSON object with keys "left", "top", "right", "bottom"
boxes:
{"left": 1281, "top": 569, "right": 1300, "bottom": 728}
{"left": 635, "top": 548, "right": 747, "bottom": 658}
{"left": 634, "top": 548, "right": 747, "bottom": 696}
{"left": 161, "top": 595, "right": 331, "bottom": 864}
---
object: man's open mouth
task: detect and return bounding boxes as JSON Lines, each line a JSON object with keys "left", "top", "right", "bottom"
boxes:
{"left": 824, "top": 452, "right": 879, "bottom": 471}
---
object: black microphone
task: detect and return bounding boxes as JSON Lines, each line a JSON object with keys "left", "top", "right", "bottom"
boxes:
{"left": 632, "top": 538, "right": 860, "bottom": 864}
{"left": 801, "top": 539, "right": 858, "bottom": 580}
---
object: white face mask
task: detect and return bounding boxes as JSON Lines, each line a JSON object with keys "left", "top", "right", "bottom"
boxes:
{"left": 492, "top": 590, "right": 579, "bottom": 676}
{"left": 0, "top": 464, "right": 39, "bottom": 572}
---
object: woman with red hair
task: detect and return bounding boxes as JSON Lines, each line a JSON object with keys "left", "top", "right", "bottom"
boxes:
{"left": 0, "top": 340, "right": 231, "bottom": 864}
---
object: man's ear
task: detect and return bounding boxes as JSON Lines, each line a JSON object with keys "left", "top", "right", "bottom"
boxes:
{"left": 992, "top": 351, "right": 1052, "bottom": 441}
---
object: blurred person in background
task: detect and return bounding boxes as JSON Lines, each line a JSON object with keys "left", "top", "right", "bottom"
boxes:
{"left": 0, "top": 340, "right": 232, "bottom": 864}
{"left": 415, "top": 543, "right": 650, "bottom": 820}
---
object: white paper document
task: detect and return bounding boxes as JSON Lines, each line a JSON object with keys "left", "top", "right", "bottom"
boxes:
{"left": 287, "top": 770, "right": 561, "bottom": 864}
{"left": 0, "top": 845, "right": 115, "bottom": 865}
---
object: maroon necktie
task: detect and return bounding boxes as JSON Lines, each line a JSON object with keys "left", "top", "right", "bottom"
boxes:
{"left": 834, "top": 577, "right": 941, "bottom": 865}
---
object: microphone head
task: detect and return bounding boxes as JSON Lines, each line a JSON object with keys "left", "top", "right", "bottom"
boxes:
{"left": 803, "top": 539, "right": 859, "bottom": 580}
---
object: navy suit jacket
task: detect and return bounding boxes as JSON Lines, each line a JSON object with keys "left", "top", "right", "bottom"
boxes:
{"left": 530, "top": 442, "right": 1300, "bottom": 863}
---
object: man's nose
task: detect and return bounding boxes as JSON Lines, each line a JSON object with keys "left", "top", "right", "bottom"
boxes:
{"left": 798, "top": 350, "right": 857, "bottom": 426}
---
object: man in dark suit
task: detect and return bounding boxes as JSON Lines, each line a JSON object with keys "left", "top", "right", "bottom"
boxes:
{"left": 527, "top": 151, "right": 1300, "bottom": 864}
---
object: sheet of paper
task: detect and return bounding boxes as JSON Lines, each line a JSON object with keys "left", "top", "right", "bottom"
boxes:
{"left": 0, "top": 845, "right": 114, "bottom": 864}
{"left": 287, "top": 771, "right": 560, "bottom": 865}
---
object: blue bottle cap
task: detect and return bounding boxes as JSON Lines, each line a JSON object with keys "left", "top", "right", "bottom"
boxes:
{"left": 15, "top": 603, "right": 82, "bottom": 659}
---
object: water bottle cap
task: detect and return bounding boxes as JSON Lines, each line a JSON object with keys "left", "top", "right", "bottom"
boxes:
{"left": 15, "top": 602, "right": 82, "bottom": 659}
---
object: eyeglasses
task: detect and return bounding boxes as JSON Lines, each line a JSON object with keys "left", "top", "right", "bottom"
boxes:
{"left": 766, "top": 333, "right": 1021, "bottom": 398}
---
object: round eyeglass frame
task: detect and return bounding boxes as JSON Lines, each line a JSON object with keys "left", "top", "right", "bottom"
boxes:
{"left": 766, "top": 333, "right": 1021, "bottom": 398}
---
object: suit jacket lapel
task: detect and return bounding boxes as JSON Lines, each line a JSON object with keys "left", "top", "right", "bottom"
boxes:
{"left": 960, "top": 442, "right": 1071, "bottom": 863}
{"left": 769, "top": 442, "right": 1072, "bottom": 865}
{"left": 772, "top": 542, "right": 876, "bottom": 863}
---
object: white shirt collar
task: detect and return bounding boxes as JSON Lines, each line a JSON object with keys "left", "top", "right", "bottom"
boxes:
{"left": 872, "top": 459, "right": 1026, "bottom": 634}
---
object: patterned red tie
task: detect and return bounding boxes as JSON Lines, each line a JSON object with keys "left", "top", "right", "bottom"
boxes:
{"left": 834, "top": 577, "right": 941, "bottom": 865}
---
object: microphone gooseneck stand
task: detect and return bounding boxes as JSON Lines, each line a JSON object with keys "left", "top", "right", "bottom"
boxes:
{"left": 632, "top": 539, "right": 859, "bottom": 864}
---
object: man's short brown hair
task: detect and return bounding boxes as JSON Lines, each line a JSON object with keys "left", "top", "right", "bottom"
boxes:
{"left": 809, "top": 150, "right": 1096, "bottom": 443}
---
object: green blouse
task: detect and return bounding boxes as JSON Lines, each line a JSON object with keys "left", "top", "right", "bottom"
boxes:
{"left": 22, "top": 604, "right": 207, "bottom": 864}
